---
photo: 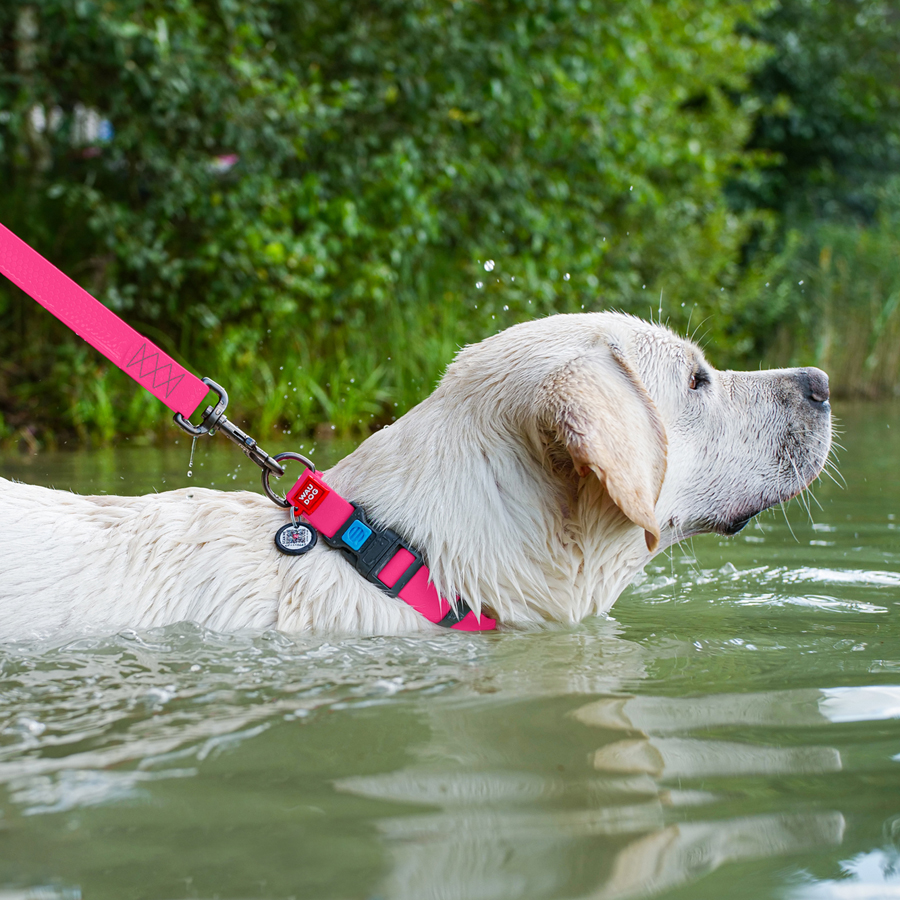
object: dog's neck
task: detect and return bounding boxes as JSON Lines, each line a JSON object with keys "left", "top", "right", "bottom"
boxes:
{"left": 322, "top": 393, "right": 651, "bottom": 627}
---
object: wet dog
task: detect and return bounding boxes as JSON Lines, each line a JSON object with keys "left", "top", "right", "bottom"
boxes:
{"left": 0, "top": 312, "right": 832, "bottom": 638}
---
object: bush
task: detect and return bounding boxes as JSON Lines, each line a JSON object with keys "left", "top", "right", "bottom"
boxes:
{"left": 0, "top": 0, "right": 771, "bottom": 445}
{"left": 737, "top": 0, "right": 900, "bottom": 221}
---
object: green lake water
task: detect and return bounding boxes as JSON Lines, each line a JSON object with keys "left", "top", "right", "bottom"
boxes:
{"left": 1, "top": 403, "right": 899, "bottom": 900}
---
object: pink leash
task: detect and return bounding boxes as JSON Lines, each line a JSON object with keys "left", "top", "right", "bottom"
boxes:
{"left": 0, "top": 221, "right": 496, "bottom": 632}
{"left": 0, "top": 222, "right": 208, "bottom": 418}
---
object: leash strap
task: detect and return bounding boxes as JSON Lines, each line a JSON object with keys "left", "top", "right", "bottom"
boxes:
{"left": 0, "top": 222, "right": 209, "bottom": 418}
{"left": 286, "top": 469, "right": 497, "bottom": 631}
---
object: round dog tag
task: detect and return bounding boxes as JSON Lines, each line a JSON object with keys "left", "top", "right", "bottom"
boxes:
{"left": 274, "top": 522, "right": 318, "bottom": 555}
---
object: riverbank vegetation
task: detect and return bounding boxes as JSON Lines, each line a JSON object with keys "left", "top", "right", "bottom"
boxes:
{"left": 1, "top": 0, "right": 899, "bottom": 448}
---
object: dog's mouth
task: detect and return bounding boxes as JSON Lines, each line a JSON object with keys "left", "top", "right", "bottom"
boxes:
{"left": 682, "top": 502, "right": 768, "bottom": 540}
{"left": 663, "top": 510, "right": 759, "bottom": 545}
{"left": 716, "top": 514, "right": 755, "bottom": 536}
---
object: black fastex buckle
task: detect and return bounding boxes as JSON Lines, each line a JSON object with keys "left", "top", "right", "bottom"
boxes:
{"left": 322, "top": 503, "right": 424, "bottom": 599}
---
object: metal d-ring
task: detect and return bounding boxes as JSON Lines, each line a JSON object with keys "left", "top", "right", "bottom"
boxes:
{"left": 262, "top": 451, "right": 316, "bottom": 509}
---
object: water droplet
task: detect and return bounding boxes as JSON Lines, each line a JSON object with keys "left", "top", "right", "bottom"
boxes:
{"left": 564, "top": 273, "right": 570, "bottom": 281}
{"left": 476, "top": 281, "right": 484, "bottom": 289}
{"left": 187, "top": 435, "right": 198, "bottom": 478}
{"left": 484, "top": 259, "right": 495, "bottom": 272}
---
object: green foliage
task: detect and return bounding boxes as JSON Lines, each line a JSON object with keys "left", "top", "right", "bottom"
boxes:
{"left": 736, "top": 0, "right": 900, "bottom": 220}
{"left": 717, "top": 0, "right": 900, "bottom": 387}
{"left": 3, "top": 0, "right": 864, "bottom": 447}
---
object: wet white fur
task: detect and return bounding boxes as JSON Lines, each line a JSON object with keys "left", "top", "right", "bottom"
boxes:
{"left": 0, "top": 312, "right": 831, "bottom": 639}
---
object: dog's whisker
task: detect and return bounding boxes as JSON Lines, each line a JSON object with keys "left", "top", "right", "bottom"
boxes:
{"left": 786, "top": 455, "right": 811, "bottom": 516}
{"left": 821, "top": 461, "right": 846, "bottom": 490}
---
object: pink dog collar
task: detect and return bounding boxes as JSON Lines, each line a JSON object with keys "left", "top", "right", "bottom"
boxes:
{"left": 286, "top": 470, "right": 496, "bottom": 632}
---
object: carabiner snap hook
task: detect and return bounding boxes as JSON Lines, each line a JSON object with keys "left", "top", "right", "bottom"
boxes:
{"left": 174, "top": 377, "right": 228, "bottom": 438}
{"left": 174, "top": 377, "right": 285, "bottom": 477}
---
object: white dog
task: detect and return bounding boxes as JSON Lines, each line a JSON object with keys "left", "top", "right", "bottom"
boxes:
{"left": 0, "top": 312, "right": 832, "bottom": 639}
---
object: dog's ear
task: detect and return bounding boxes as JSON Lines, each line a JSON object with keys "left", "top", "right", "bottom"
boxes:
{"left": 541, "top": 342, "right": 667, "bottom": 551}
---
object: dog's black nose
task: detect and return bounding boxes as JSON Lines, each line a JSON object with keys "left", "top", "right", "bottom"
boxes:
{"left": 803, "top": 367, "right": 830, "bottom": 404}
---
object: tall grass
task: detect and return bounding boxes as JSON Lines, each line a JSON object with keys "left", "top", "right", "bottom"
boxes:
{"left": 0, "top": 271, "right": 502, "bottom": 450}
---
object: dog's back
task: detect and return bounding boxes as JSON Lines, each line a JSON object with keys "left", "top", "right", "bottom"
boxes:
{"left": 0, "top": 479, "right": 287, "bottom": 637}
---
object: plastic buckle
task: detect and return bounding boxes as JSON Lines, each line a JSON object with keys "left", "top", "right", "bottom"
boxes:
{"left": 324, "top": 504, "right": 422, "bottom": 593}
{"left": 437, "top": 601, "right": 471, "bottom": 627}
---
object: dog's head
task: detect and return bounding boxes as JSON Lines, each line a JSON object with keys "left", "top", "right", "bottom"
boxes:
{"left": 442, "top": 312, "right": 832, "bottom": 553}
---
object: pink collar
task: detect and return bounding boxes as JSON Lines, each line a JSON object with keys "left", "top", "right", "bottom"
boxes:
{"left": 286, "top": 469, "right": 497, "bottom": 632}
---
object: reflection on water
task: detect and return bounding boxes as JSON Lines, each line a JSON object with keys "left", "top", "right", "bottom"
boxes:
{"left": 338, "top": 680, "right": 891, "bottom": 900}
{"left": 789, "top": 847, "right": 900, "bottom": 899}
{"left": 1, "top": 403, "right": 900, "bottom": 899}
{"left": 573, "top": 685, "right": 900, "bottom": 733}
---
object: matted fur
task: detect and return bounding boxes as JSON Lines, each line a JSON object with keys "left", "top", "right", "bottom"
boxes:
{"left": 0, "top": 312, "right": 832, "bottom": 639}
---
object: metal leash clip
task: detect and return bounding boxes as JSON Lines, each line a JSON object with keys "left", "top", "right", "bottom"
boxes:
{"left": 174, "top": 377, "right": 286, "bottom": 478}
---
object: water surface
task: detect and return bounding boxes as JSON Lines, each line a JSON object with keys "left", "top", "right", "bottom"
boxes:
{"left": 1, "top": 404, "right": 899, "bottom": 900}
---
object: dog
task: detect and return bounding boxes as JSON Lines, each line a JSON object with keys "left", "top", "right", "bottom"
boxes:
{"left": 0, "top": 312, "right": 832, "bottom": 639}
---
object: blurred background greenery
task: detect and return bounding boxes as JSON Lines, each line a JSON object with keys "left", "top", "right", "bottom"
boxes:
{"left": 1, "top": 0, "right": 898, "bottom": 448}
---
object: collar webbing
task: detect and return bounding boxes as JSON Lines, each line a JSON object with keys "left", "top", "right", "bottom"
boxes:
{"left": 286, "top": 469, "right": 497, "bottom": 632}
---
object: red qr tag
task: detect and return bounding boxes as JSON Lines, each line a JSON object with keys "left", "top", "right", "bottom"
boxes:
{"left": 286, "top": 471, "right": 330, "bottom": 516}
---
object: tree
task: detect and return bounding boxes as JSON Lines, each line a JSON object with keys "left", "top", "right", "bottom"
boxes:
{"left": 736, "top": 0, "right": 900, "bottom": 220}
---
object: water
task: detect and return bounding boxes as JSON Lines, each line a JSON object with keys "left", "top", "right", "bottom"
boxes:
{"left": 1, "top": 404, "right": 899, "bottom": 900}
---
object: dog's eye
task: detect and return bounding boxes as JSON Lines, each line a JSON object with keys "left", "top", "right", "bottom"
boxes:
{"left": 689, "top": 369, "right": 710, "bottom": 391}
